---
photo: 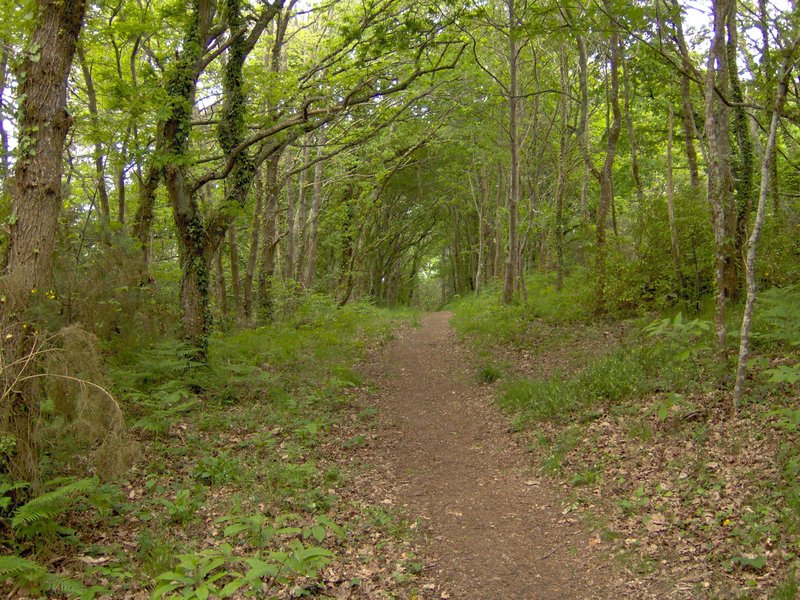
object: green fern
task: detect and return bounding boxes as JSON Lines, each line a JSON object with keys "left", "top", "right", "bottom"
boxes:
{"left": 0, "top": 555, "right": 46, "bottom": 578}
{"left": 0, "top": 555, "right": 86, "bottom": 595}
{"left": 11, "top": 476, "right": 99, "bottom": 534}
{"left": 0, "top": 480, "right": 29, "bottom": 512}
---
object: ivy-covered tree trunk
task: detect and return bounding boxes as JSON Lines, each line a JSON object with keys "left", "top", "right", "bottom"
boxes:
{"left": 133, "top": 165, "right": 161, "bottom": 279}
{"left": 178, "top": 227, "right": 213, "bottom": 360}
{"left": 0, "top": 46, "right": 11, "bottom": 195}
{"left": 1, "top": 0, "right": 87, "bottom": 484}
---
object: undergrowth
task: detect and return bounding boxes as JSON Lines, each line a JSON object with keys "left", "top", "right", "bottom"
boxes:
{"left": 1, "top": 296, "right": 419, "bottom": 597}
{"left": 449, "top": 279, "right": 800, "bottom": 598}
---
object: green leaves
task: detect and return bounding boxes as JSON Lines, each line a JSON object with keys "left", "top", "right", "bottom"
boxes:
{"left": 151, "top": 537, "right": 336, "bottom": 599}
{"left": 730, "top": 554, "right": 767, "bottom": 571}
{"left": 765, "top": 364, "right": 800, "bottom": 384}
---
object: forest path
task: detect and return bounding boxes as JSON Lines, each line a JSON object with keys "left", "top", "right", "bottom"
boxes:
{"left": 356, "top": 312, "right": 656, "bottom": 599}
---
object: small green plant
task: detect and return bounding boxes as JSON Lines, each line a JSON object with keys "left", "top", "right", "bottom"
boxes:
{"left": 644, "top": 312, "right": 711, "bottom": 360}
{"left": 765, "top": 363, "right": 800, "bottom": 384}
{"left": 152, "top": 545, "right": 238, "bottom": 599}
{"left": 618, "top": 486, "right": 649, "bottom": 516}
{"left": 730, "top": 554, "right": 767, "bottom": 571}
{"left": 771, "top": 570, "right": 798, "bottom": 599}
{"left": 131, "top": 390, "right": 198, "bottom": 436}
{"left": 192, "top": 454, "right": 239, "bottom": 486}
{"left": 478, "top": 363, "right": 502, "bottom": 383}
{"left": 137, "top": 529, "right": 178, "bottom": 577}
{"left": 766, "top": 408, "right": 800, "bottom": 433}
{"left": 357, "top": 406, "right": 378, "bottom": 421}
{"left": 570, "top": 467, "right": 601, "bottom": 486}
{"left": 152, "top": 541, "right": 335, "bottom": 599}
{"left": 156, "top": 487, "right": 204, "bottom": 524}
{"left": 219, "top": 512, "right": 344, "bottom": 548}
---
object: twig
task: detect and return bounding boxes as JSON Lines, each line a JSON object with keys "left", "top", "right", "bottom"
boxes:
{"left": 537, "top": 548, "right": 557, "bottom": 560}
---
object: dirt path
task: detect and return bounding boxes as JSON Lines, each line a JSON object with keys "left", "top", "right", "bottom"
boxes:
{"left": 357, "top": 312, "right": 660, "bottom": 599}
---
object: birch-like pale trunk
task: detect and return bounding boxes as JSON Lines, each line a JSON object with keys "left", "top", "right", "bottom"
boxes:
{"left": 733, "top": 50, "right": 794, "bottom": 409}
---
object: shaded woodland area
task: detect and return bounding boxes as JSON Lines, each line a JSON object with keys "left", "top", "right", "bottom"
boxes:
{"left": 1, "top": 0, "right": 800, "bottom": 596}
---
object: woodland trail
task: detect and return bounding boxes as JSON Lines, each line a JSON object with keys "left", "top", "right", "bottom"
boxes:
{"left": 356, "top": 312, "right": 661, "bottom": 599}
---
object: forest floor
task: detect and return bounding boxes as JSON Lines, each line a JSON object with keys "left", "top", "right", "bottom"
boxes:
{"left": 347, "top": 312, "right": 664, "bottom": 599}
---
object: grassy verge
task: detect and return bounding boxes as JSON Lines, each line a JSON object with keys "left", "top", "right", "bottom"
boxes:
{"left": 449, "top": 276, "right": 800, "bottom": 599}
{"left": 1, "top": 296, "right": 425, "bottom": 598}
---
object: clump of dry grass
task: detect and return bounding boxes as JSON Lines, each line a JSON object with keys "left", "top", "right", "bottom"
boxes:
{"left": 2, "top": 322, "right": 136, "bottom": 482}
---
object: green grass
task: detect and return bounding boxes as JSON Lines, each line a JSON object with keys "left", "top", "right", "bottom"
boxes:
{"left": 447, "top": 272, "right": 592, "bottom": 347}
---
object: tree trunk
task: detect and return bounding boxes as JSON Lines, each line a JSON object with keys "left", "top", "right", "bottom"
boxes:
{"left": 667, "top": 3, "right": 702, "bottom": 187}
{"left": 229, "top": 224, "right": 242, "bottom": 321}
{"left": 133, "top": 164, "right": 161, "bottom": 280}
{"left": 243, "top": 173, "right": 263, "bottom": 323}
{"left": 622, "top": 57, "right": 644, "bottom": 205}
{"left": 577, "top": 35, "right": 591, "bottom": 221}
{"left": 733, "top": 52, "right": 792, "bottom": 409}
{"left": 503, "top": 0, "right": 520, "bottom": 305}
{"left": 0, "top": 46, "right": 10, "bottom": 194}
{"left": 284, "top": 151, "right": 296, "bottom": 283}
{"left": 468, "top": 173, "right": 485, "bottom": 294}
{"left": 578, "top": 9, "right": 622, "bottom": 312}
{"left": 77, "top": 43, "right": 111, "bottom": 228}
{"left": 295, "top": 141, "right": 312, "bottom": 283}
{"left": 555, "top": 46, "right": 570, "bottom": 292}
{"left": 681, "top": 74, "right": 701, "bottom": 188}
{"left": 666, "top": 104, "right": 684, "bottom": 289}
{"left": 117, "top": 162, "right": 126, "bottom": 225}
{"left": 727, "top": 4, "right": 754, "bottom": 301}
{"left": 258, "top": 152, "right": 281, "bottom": 316}
{"left": 303, "top": 130, "right": 326, "bottom": 289}
{"left": 2, "top": 0, "right": 87, "bottom": 485}
{"left": 704, "top": 0, "right": 736, "bottom": 351}
{"left": 215, "top": 245, "right": 228, "bottom": 316}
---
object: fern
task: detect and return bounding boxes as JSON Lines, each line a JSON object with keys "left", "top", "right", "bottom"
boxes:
{"left": 11, "top": 476, "right": 99, "bottom": 533}
{"left": 0, "top": 555, "right": 45, "bottom": 578}
{"left": 755, "top": 285, "right": 800, "bottom": 347}
{"left": 0, "top": 555, "right": 86, "bottom": 595}
{"left": 0, "top": 480, "right": 29, "bottom": 512}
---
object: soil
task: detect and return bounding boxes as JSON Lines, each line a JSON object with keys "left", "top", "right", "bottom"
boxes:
{"left": 352, "top": 312, "right": 663, "bottom": 599}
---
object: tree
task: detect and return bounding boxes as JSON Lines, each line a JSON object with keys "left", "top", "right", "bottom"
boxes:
{"left": 2, "top": 0, "right": 88, "bottom": 484}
